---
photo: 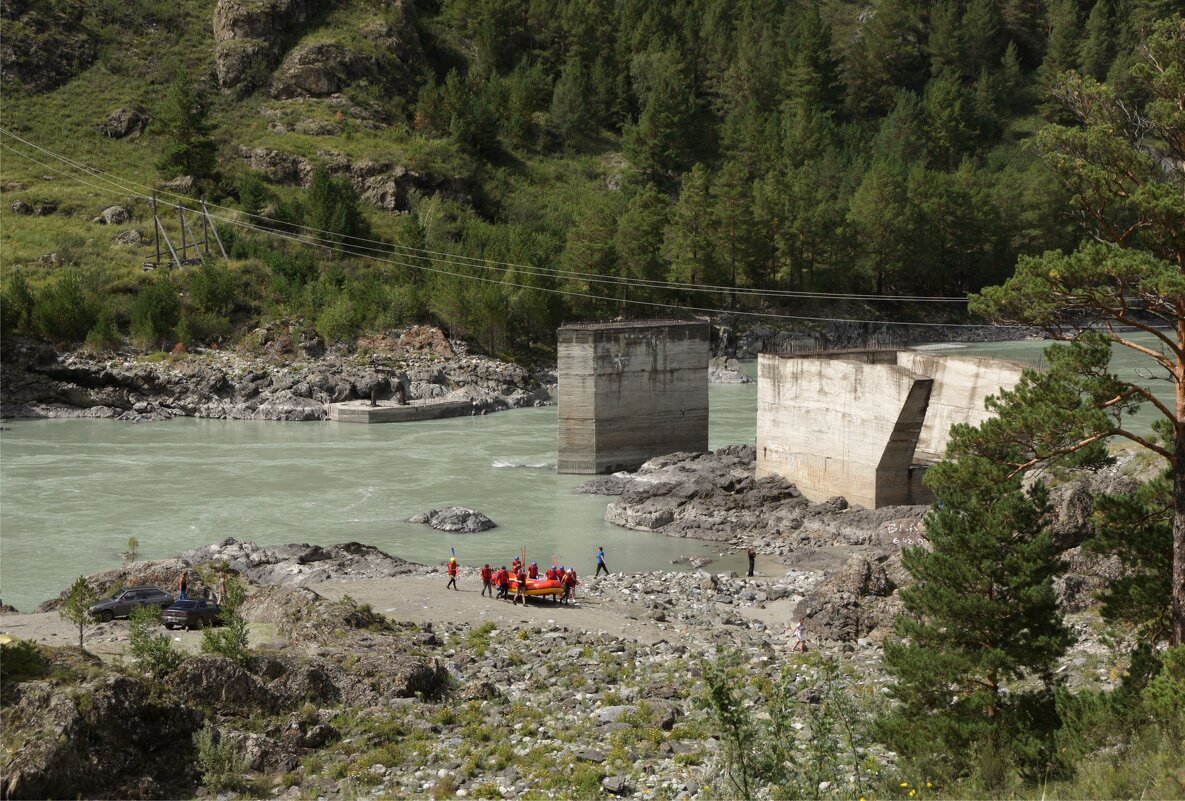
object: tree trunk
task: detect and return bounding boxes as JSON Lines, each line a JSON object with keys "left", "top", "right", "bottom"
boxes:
{"left": 1174, "top": 420, "right": 1185, "bottom": 646}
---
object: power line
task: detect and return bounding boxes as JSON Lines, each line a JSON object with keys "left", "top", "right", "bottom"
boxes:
{"left": 0, "top": 137, "right": 1018, "bottom": 329}
{"left": 0, "top": 128, "right": 970, "bottom": 304}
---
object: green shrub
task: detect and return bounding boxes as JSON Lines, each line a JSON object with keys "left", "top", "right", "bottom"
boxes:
{"left": 187, "top": 259, "right": 236, "bottom": 315}
{"left": 2, "top": 270, "right": 35, "bottom": 334}
{"left": 129, "top": 605, "right": 183, "bottom": 679}
{"left": 315, "top": 295, "right": 359, "bottom": 344}
{"left": 84, "top": 311, "right": 122, "bottom": 352}
{"left": 0, "top": 639, "right": 47, "bottom": 683}
{"left": 130, "top": 275, "right": 180, "bottom": 349}
{"left": 194, "top": 724, "right": 247, "bottom": 793}
{"left": 32, "top": 271, "right": 97, "bottom": 344}
{"left": 201, "top": 614, "right": 250, "bottom": 667}
{"left": 1143, "top": 645, "right": 1185, "bottom": 735}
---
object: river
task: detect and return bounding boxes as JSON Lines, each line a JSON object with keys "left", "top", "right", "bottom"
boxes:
{"left": 2, "top": 335, "right": 1173, "bottom": 611}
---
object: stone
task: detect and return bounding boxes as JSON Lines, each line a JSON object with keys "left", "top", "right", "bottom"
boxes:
{"left": 159, "top": 175, "right": 196, "bottom": 194}
{"left": 596, "top": 705, "right": 637, "bottom": 724}
{"left": 602, "top": 776, "right": 630, "bottom": 796}
{"left": 10, "top": 200, "right": 33, "bottom": 215}
{"left": 113, "top": 229, "right": 145, "bottom": 246}
{"left": 99, "top": 106, "right": 147, "bottom": 139}
{"left": 92, "top": 205, "right": 130, "bottom": 225}
{"left": 408, "top": 507, "right": 497, "bottom": 533}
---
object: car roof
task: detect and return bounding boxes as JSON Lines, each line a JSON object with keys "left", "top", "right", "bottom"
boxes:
{"left": 123, "top": 586, "right": 167, "bottom": 592}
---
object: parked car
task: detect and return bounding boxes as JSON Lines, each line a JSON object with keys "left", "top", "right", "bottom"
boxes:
{"left": 159, "top": 599, "right": 222, "bottom": 630}
{"left": 89, "top": 586, "right": 174, "bottom": 622}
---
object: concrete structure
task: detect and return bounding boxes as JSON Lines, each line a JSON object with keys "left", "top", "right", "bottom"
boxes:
{"left": 327, "top": 398, "right": 473, "bottom": 423}
{"left": 557, "top": 320, "right": 709, "bottom": 474}
{"left": 756, "top": 350, "right": 1025, "bottom": 508}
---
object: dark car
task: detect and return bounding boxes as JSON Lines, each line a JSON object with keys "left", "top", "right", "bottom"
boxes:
{"left": 89, "top": 586, "right": 175, "bottom": 622}
{"left": 160, "top": 599, "right": 222, "bottom": 630}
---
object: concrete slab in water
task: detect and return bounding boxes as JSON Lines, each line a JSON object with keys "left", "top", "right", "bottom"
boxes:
{"left": 327, "top": 399, "right": 473, "bottom": 423}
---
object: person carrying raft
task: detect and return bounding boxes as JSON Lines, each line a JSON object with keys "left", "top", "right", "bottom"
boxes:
{"left": 446, "top": 557, "right": 459, "bottom": 591}
{"left": 546, "top": 564, "right": 558, "bottom": 581}
{"left": 513, "top": 564, "right": 528, "bottom": 605}
{"left": 480, "top": 563, "right": 493, "bottom": 597}
{"left": 562, "top": 567, "right": 579, "bottom": 603}
{"left": 528, "top": 562, "right": 539, "bottom": 579}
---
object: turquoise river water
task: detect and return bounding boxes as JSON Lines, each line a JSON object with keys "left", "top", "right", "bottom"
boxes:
{"left": 1, "top": 335, "right": 1174, "bottom": 611}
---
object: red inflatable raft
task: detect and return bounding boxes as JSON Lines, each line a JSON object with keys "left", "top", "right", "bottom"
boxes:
{"left": 507, "top": 576, "right": 564, "bottom": 598}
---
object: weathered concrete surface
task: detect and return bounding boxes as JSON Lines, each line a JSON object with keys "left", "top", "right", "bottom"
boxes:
{"left": 757, "top": 355, "right": 933, "bottom": 509}
{"left": 896, "top": 352, "right": 1025, "bottom": 461}
{"left": 756, "top": 350, "right": 1025, "bottom": 508}
{"left": 326, "top": 398, "right": 472, "bottom": 422}
{"left": 557, "top": 320, "right": 709, "bottom": 474}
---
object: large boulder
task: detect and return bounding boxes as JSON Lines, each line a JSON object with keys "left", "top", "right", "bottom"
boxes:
{"left": 99, "top": 107, "right": 148, "bottom": 139}
{"left": 409, "top": 507, "right": 497, "bottom": 532}
{"left": 802, "top": 552, "right": 906, "bottom": 642}
{"left": 269, "top": 42, "right": 378, "bottom": 98}
{"left": 165, "top": 656, "right": 278, "bottom": 714}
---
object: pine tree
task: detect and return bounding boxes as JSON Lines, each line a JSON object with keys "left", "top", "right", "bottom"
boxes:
{"left": 962, "top": 0, "right": 1003, "bottom": 75}
{"left": 710, "top": 160, "right": 759, "bottom": 298}
{"left": 1042, "top": 0, "right": 1082, "bottom": 81}
{"left": 924, "top": 71, "right": 977, "bottom": 168}
{"left": 879, "top": 456, "right": 1072, "bottom": 785}
{"left": 155, "top": 77, "right": 217, "bottom": 182}
{"left": 928, "top": 0, "right": 965, "bottom": 79}
{"left": 663, "top": 164, "right": 719, "bottom": 290}
{"left": 615, "top": 183, "right": 671, "bottom": 302}
{"left": 847, "top": 159, "right": 912, "bottom": 295}
{"left": 1080, "top": 0, "right": 1116, "bottom": 81}
{"left": 550, "top": 57, "right": 592, "bottom": 147}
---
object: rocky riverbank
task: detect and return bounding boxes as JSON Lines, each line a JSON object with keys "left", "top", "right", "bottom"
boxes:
{"left": 1, "top": 513, "right": 1141, "bottom": 800}
{"left": 0, "top": 324, "right": 552, "bottom": 422}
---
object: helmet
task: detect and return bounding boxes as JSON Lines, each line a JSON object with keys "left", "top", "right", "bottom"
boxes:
{"left": 531, "top": 562, "right": 537, "bottom": 566}
{"left": 449, "top": 557, "right": 457, "bottom": 563}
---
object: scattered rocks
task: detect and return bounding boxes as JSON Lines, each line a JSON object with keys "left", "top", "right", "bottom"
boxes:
{"left": 10, "top": 199, "right": 32, "bottom": 215}
{"left": 112, "top": 229, "right": 145, "bottom": 246}
{"left": 409, "top": 507, "right": 497, "bottom": 533}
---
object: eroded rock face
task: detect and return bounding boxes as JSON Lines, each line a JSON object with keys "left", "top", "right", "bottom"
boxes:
{"left": 801, "top": 552, "right": 906, "bottom": 642}
{"left": 0, "top": 1, "right": 98, "bottom": 93}
{"left": 213, "top": 0, "right": 319, "bottom": 92}
{"left": 35, "top": 558, "right": 196, "bottom": 613}
{"left": 179, "top": 539, "right": 417, "bottom": 587}
{"left": 269, "top": 42, "right": 376, "bottom": 98}
{"left": 2, "top": 670, "right": 200, "bottom": 799}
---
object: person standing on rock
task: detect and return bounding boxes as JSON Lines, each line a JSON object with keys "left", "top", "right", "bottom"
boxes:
{"left": 791, "top": 616, "right": 808, "bottom": 653}
{"left": 480, "top": 564, "right": 493, "bottom": 597}
{"left": 178, "top": 571, "right": 189, "bottom": 601}
{"left": 595, "top": 547, "right": 609, "bottom": 577}
{"left": 446, "top": 557, "right": 459, "bottom": 591}
{"left": 747, "top": 547, "right": 756, "bottom": 578}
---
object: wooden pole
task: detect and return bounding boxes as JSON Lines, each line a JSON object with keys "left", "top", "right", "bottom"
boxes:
{"left": 153, "top": 193, "right": 161, "bottom": 266}
{"left": 179, "top": 206, "right": 189, "bottom": 263}
{"left": 202, "top": 199, "right": 228, "bottom": 259}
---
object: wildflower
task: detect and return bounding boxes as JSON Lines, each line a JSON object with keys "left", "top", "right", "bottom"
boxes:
{"left": 910, "top": 791, "right": 916, "bottom": 798}
{"left": 900, "top": 783, "right": 909, "bottom": 788}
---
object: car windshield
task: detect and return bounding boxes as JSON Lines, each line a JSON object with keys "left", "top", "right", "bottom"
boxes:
{"left": 172, "top": 601, "right": 200, "bottom": 609}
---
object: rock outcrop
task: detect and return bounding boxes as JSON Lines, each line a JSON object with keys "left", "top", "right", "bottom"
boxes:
{"left": 236, "top": 146, "right": 472, "bottom": 211}
{"left": 213, "top": 0, "right": 320, "bottom": 92}
{"left": 98, "top": 106, "right": 148, "bottom": 139}
{"left": 409, "top": 507, "right": 497, "bottom": 532}
{"left": 0, "top": 1, "right": 98, "bottom": 93}
{"left": 0, "top": 325, "right": 548, "bottom": 421}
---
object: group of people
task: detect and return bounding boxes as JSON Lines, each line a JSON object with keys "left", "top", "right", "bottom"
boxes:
{"left": 477, "top": 558, "right": 581, "bottom": 605}
{"left": 444, "top": 546, "right": 615, "bottom": 605}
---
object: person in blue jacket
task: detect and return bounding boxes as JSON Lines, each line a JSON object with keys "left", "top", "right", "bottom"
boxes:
{"left": 595, "top": 546, "right": 609, "bottom": 576}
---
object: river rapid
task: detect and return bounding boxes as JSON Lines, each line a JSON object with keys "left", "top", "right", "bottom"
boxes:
{"left": 3, "top": 335, "right": 1172, "bottom": 611}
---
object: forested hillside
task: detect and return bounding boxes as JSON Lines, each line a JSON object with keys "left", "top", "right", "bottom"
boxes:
{"left": 0, "top": 0, "right": 1179, "bottom": 355}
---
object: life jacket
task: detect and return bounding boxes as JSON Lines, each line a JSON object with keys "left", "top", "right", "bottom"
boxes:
{"left": 546, "top": 567, "right": 557, "bottom": 581}
{"left": 528, "top": 564, "right": 538, "bottom": 579}
{"left": 447, "top": 561, "right": 458, "bottom": 576}
{"left": 481, "top": 566, "right": 492, "bottom": 582}
{"left": 498, "top": 570, "right": 510, "bottom": 586}
{"left": 563, "top": 571, "right": 577, "bottom": 587}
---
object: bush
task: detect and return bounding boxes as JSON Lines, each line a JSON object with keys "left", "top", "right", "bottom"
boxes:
{"left": 129, "top": 605, "right": 183, "bottom": 679}
{"left": 84, "top": 311, "right": 122, "bottom": 352}
{"left": 188, "top": 259, "right": 235, "bottom": 315}
{"left": 1143, "top": 645, "right": 1185, "bottom": 735}
{"left": 2, "top": 270, "right": 35, "bottom": 334}
{"left": 32, "top": 271, "right": 97, "bottom": 344}
{"left": 194, "top": 724, "right": 247, "bottom": 793}
{"left": 315, "top": 295, "right": 359, "bottom": 344}
{"left": 201, "top": 614, "right": 249, "bottom": 666}
{"left": 0, "top": 639, "right": 46, "bottom": 683}
{"left": 130, "top": 275, "right": 180, "bottom": 349}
